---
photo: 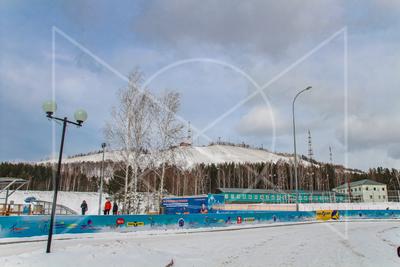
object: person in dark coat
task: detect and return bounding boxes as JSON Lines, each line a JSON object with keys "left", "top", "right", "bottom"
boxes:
{"left": 80, "top": 200, "right": 88, "bottom": 215}
{"left": 112, "top": 202, "right": 118, "bottom": 215}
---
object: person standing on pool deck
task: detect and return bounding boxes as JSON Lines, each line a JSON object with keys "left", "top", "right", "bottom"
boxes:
{"left": 80, "top": 200, "right": 88, "bottom": 215}
{"left": 104, "top": 199, "right": 112, "bottom": 215}
{"left": 112, "top": 202, "right": 118, "bottom": 215}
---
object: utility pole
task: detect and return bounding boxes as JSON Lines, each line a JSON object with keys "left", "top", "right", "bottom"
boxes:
{"left": 187, "top": 121, "right": 192, "bottom": 146}
{"left": 292, "top": 86, "right": 312, "bottom": 211}
{"left": 329, "top": 146, "right": 337, "bottom": 189}
{"left": 98, "top": 143, "right": 106, "bottom": 215}
{"left": 308, "top": 130, "right": 314, "bottom": 161}
{"left": 308, "top": 130, "right": 314, "bottom": 193}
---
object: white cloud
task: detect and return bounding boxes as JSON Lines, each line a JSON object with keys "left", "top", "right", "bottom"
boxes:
{"left": 2, "top": 1, "right": 400, "bottom": 170}
{"left": 337, "top": 114, "right": 400, "bottom": 151}
{"left": 388, "top": 145, "right": 400, "bottom": 160}
{"left": 133, "top": 0, "right": 343, "bottom": 57}
{"left": 236, "top": 105, "right": 282, "bottom": 136}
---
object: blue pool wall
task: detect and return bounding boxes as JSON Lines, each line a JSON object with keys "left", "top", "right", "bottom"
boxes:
{"left": 1, "top": 209, "right": 399, "bottom": 238}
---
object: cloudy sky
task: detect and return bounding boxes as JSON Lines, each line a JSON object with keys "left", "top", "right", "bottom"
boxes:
{"left": 1, "top": 0, "right": 399, "bottom": 170}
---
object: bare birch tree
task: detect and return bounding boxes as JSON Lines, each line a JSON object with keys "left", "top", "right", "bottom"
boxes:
{"left": 152, "top": 91, "right": 184, "bottom": 206}
{"left": 104, "top": 71, "right": 154, "bottom": 213}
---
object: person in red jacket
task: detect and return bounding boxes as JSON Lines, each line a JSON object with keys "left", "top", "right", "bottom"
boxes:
{"left": 104, "top": 199, "right": 112, "bottom": 215}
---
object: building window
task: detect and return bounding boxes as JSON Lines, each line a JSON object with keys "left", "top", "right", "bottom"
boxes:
{"left": 359, "top": 187, "right": 361, "bottom": 191}
{"left": 378, "top": 196, "right": 381, "bottom": 199}
{"left": 237, "top": 194, "right": 241, "bottom": 199}
{"left": 366, "top": 187, "right": 368, "bottom": 191}
{"left": 254, "top": 195, "right": 258, "bottom": 200}
{"left": 374, "top": 187, "right": 376, "bottom": 191}
{"left": 382, "top": 188, "right": 385, "bottom": 191}
{"left": 383, "top": 196, "right": 386, "bottom": 199}
{"left": 370, "top": 195, "right": 373, "bottom": 199}
{"left": 225, "top": 194, "right": 229, "bottom": 199}
{"left": 351, "top": 189, "right": 353, "bottom": 192}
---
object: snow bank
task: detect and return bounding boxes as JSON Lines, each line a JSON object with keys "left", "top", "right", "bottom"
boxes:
{"left": 0, "top": 190, "right": 108, "bottom": 215}
{"left": 1, "top": 190, "right": 160, "bottom": 215}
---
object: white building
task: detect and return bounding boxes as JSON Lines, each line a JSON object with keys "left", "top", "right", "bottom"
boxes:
{"left": 333, "top": 179, "right": 388, "bottom": 203}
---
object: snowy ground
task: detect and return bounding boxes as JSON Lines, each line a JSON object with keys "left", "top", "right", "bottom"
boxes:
{"left": 0, "top": 220, "right": 399, "bottom": 267}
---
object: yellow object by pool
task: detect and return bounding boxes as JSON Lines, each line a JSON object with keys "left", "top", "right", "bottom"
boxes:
{"left": 126, "top": 221, "right": 145, "bottom": 227}
{"left": 66, "top": 223, "right": 78, "bottom": 229}
{"left": 316, "top": 210, "right": 340, "bottom": 221}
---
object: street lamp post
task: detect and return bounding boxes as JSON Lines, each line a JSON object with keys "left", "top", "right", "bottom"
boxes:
{"left": 292, "top": 86, "right": 312, "bottom": 211}
{"left": 42, "top": 101, "right": 87, "bottom": 253}
{"left": 98, "top": 143, "right": 106, "bottom": 215}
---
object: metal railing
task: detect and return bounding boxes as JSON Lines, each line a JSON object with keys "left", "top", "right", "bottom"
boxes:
{"left": 0, "top": 201, "right": 77, "bottom": 216}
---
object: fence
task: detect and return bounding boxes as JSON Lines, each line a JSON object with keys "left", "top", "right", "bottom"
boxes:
{"left": 0, "top": 201, "right": 77, "bottom": 216}
{"left": 388, "top": 190, "right": 400, "bottom": 202}
{"left": 222, "top": 191, "right": 348, "bottom": 204}
{"left": 0, "top": 204, "right": 24, "bottom": 216}
{"left": 1, "top": 209, "right": 400, "bottom": 238}
{"left": 221, "top": 191, "right": 400, "bottom": 204}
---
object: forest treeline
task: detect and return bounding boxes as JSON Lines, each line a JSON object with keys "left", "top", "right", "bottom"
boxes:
{"left": 1, "top": 162, "right": 399, "bottom": 195}
{"left": 0, "top": 162, "right": 97, "bottom": 192}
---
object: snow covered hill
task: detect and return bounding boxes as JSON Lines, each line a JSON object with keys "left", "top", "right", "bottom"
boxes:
{"left": 39, "top": 145, "right": 310, "bottom": 169}
{"left": 178, "top": 145, "right": 295, "bottom": 167}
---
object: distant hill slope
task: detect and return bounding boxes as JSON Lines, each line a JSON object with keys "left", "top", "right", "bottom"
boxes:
{"left": 39, "top": 144, "right": 312, "bottom": 169}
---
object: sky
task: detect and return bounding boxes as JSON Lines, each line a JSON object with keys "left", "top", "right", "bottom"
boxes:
{"left": 0, "top": 0, "right": 400, "bottom": 170}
